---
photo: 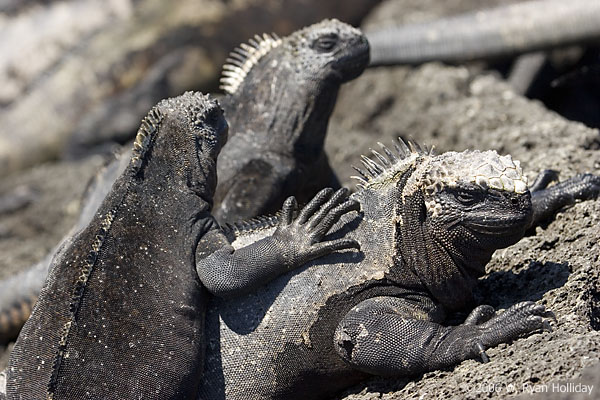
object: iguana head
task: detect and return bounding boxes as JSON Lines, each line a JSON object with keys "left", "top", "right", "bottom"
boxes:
{"left": 219, "top": 19, "right": 369, "bottom": 155}
{"left": 220, "top": 19, "right": 369, "bottom": 95}
{"left": 353, "top": 140, "right": 533, "bottom": 309}
{"left": 130, "top": 91, "right": 228, "bottom": 203}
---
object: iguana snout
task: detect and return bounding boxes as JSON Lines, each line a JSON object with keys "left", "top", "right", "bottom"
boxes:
{"left": 296, "top": 19, "right": 370, "bottom": 83}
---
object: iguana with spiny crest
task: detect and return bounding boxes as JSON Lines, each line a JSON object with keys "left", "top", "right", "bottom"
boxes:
{"left": 214, "top": 18, "right": 369, "bottom": 223}
{"left": 0, "top": 18, "right": 369, "bottom": 346}
{"left": 196, "top": 139, "right": 600, "bottom": 399}
{"left": 1, "top": 91, "right": 359, "bottom": 399}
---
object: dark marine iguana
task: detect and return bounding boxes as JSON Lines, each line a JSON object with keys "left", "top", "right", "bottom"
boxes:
{"left": 1, "top": 91, "right": 359, "bottom": 399}
{"left": 196, "top": 139, "right": 600, "bottom": 400}
{"left": 0, "top": 19, "right": 369, "bottom": 344}
{"left": 214, "top": 18, "right": 369, "bottom": 223}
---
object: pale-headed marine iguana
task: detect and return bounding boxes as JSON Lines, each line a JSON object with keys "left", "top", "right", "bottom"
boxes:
{"left": 195, "top": 139, "right": 600, "bottom": 399}
{"left": 0, "top": 91, "right": 360, "bottom": 399}
{"left": 0, "top": 19, "right": 370, "bottom": 344}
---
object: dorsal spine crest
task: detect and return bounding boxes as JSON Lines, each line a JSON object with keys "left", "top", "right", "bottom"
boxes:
{"left": 220, "top": 33, "right": 283, "bottom": 95}
{"left": 47, "top": 208, "right": 116, "bottom": 398}
{"left": 131, "top": 107, "right": 163, "bottom": 170}
{"left": 351, "top": 138, "right": 432, "bottom": 189}
{"left": 223, "top": 214, "right": 280, "bottom": 237}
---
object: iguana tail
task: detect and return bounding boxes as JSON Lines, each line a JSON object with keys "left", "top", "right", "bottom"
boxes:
{"left": 367, "top": 0, "right": 600, "bottom": 66}
{"left": 0, "top": 259, "right": 50, "bottom": 345}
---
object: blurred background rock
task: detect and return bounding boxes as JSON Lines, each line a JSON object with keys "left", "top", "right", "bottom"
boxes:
{"left": 0, "top": 0, "right": 381, "bottom": 175}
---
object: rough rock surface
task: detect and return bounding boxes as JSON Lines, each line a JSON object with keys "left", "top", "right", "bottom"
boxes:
{"left": 0, "top": 156, "right": 106, "bottom": 278}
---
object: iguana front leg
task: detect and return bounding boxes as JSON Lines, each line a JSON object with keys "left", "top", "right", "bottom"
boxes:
{"left": 196, "top": 187, "right": 360, "bottom": 298}
{"left": 529, "top": 170, "right": 600, "bottom": 227}
{"left": 334, "top": 296, "right": 553, "bottom": 376}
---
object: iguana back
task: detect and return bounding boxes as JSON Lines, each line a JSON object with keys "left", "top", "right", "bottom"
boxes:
{"left": 6, "top": 93, "right": 225, "bottom": 399}
{"left": 198, "top": 141, "right": 600, "bottom": 399}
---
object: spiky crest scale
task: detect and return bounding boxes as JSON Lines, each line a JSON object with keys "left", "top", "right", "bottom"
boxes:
{"left": 223, "top": 214, "right": 281, "bottom": 237}
{"left": 131, "top": 107, "right": 163, "bottom": 170}
{"left": 220, "top": 33, "right": 283, "bottom": 95}
{"left": 351, "top": 138, "right": 431, "bottom": 189}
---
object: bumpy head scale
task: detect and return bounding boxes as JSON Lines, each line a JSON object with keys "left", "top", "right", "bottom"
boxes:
{"left": 352, "top": 139, "right": 528, "bottom": 196}
{"left": 130, "top": 92, "right": 221, "bottom": 170}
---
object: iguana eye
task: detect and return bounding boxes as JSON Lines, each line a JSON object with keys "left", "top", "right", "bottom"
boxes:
{"left": 455, "top": 190, "right": 477, "bottom": 206}
{"left": 313, "top": 34, "right": 339, "bottom": 52}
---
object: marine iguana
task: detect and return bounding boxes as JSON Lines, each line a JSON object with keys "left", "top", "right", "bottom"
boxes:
{"left": 197, "top": 140, "right": 600, "bottom": 399}
{"left": 366, "top": 0, "right": 600, "bottom": 66}
{"left": 214, "top": 18, "right": 369, "bottom": 223}
{"left": 0, "top": 19, "right": 369, "bottom": 344}
{"left": 1, "top": 92, "right": 359, "bottom": 399}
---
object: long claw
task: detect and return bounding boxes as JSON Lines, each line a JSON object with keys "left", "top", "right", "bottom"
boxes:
{"left": 309, "top": 238, "right": 360, "bottom": 259}
{"left": 543, "top": 310, "right": 557, "bottom": 321}
{"left": 475, "top": 342, "right": 489, "bottom": 363}
{"left": 530, "top": 169, "right": 560, "bottom": 192}
{"left": 313, "top": 199, "right": 360, "bottom": 237}
{"left": 280, "top": 196, "right": 297, "bottom": 226}
{"left": 464, "top": 305, "right": 496, "bottom": 325}
{"left": 297, "top": 188, "right": 334, "bottom": 224}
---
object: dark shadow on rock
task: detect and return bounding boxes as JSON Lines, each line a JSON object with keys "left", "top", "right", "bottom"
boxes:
{"left": 589, "top": 287, "right": 600, "bottom": 331}
{"left": 334, "top": 375, "right": 414, "bottom": 399}
{"left": 474, "top": 260, "right": 570, "bottom": 309}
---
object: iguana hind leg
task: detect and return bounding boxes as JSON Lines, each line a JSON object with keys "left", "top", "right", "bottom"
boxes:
{"left": 334, "top": 296, "right": 553, "bottom": 376}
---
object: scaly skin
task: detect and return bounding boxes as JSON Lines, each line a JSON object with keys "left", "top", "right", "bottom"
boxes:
{"left": 0, "top": 20, "right": 370, "bottom": 344}
{"left": 197, "top": 140, "right": 600, "bottom": 400}
{"left": 2, "top": 92, "right": 358, "bottom": 399}
{"left": 0, "top": 152, "right": 131, "bottom": 345}
{"left": 214, "top": 18, "right": 370, "bottom": 223}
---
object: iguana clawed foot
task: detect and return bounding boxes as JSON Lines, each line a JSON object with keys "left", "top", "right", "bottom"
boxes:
{"left": 531, "top": 169, "right": 600, "bottom": 199}
{"left": 468, "top": 301, "right": 555, "bottom": 363}
{"left": 463, "top": 305, "right": 496, "bottom": 325}
{"left": 274, "top": 187, "right": 360, "bottom": 266}
{"left": 530, "top": 172, "right": 600, "bottom": 226}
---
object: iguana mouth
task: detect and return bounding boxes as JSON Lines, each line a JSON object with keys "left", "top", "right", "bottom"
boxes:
{"left": 333, "top": 43, "right": 370, "bottom": 80}
{"left": 463, "top": 214, "right": 532, "bottom": 235}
